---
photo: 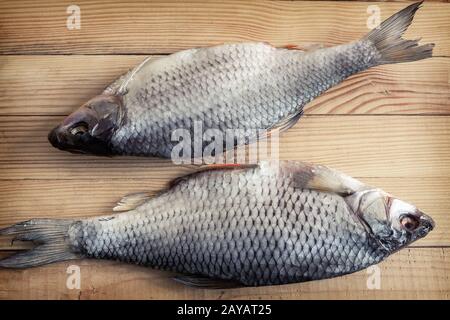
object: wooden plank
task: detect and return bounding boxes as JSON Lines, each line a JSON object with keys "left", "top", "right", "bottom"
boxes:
{"left": 0, "top": 248, "right": 447, "bottom": 299}
{"left": 0, "top": 115, "right": 449, "bottom": 179}
{"left": 290, "top": 1, "right": 450, "bottom": 2}
{"left": 306, "top": 58, "right": 450, "bottom": 115}
{"left": 0, "top": 0, "right": 448, "bottom": 301}
{"left": 0, "top": 1, "right": 448, "bottom": 55}
{"left": 0, "top": 177, "right": 447, "bottom": 248}
{"left": 0, "top": 55, "right": 448, "bottom": 116}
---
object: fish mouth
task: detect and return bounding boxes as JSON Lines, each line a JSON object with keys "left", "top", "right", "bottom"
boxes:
{"left": 48, "top": 126, "right": 84, "bottom": 154}
{"left": 48, "top": 127, "right": 61, "bottom": 149}
{"left": 419, "top": 213, "right": 435, "bottom": 231}
{"left": 411, "top": 212, "right": 435, "bottom": 240}
{"left": 48, "top": 125, "right": 113, "bottom": 156}
{"left": 48, "top": 126, "right": 73, "bottom": 152}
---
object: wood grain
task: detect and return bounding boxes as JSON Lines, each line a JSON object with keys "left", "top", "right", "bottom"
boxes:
{"left": 299, "top": 1, "right": 449, "bottom": 2}
{"left": 0, "top": 56, "right": 448, "bottom": 116}
{"left": 0, "top": 115, "right": 449, "bottom": 179}
{"left": 0, "top": 0, "right": 449, "bottom": 300}
{"left": 0, "top": 248, "right": 447, "bottom": 299}
{"left": 0, "top": 1, "right": 448, "bottom": 55}
{"left": 0, "top": 177, "right": 447, "bottom": 248}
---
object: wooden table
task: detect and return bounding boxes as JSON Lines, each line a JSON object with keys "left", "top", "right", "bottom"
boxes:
{"left": 0, "top": 0, "right": 449, "bottom": 299}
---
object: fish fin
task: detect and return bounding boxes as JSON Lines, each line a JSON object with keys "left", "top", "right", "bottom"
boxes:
{"left": 364, "top": 1, "right": 434, "bottom": 65}
{"left": 282, "top": 43, "right": 324, "bottom": 52}
{"left": 283, "top": 44, "right": 303, "bottom": 51}
{"left": 252, "top": 110, "right": 303, "bottom": 143}
{"left": 115, "top": 166, "right": 258, "bottom": 201}
{"left": 113, "top": 192, "right": 152, "bottom": 212}
{"left": 104, "top": 57, "right": 153, "bottom": 95}
{"left": 282, "top": 161, "right": 368, "bottom": 196}
{"left": 173, "top": 275, "right": 244, "bottom": 289}
{"left": 268, "top": 110, "right": 303, "bottom": 134}
{"left": 168, "top": 164, "right": 258, "bottom": 189}
{"left": 207, "top": 110, "right": 303, "bottom": 157}
{"left": 0, "top": 219, "right": 80, "bottom": 269}
{"left": 203, "top": 163, "right": 257, "bottom": 169}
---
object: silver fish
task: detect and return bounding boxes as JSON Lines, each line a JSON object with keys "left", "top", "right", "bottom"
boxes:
{"left": 0, "top": 161, "right": 434, "bottom": 287}
{"left": 48, "top": 2, "right": 434, "bottom": 158}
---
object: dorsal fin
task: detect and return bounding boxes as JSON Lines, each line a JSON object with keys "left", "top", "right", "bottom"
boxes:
{"left": 113, "top": 164, "right": 258, "bottom": 212}
{"left": 113, "top": 192, "right": 152, "bottom": 212}
{"left": 169, "top": 163, "right": 258, "bottom": 189}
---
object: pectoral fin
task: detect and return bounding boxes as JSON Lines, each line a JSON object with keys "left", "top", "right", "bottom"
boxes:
{"left": 281, "top": 161, "right": 368, "bottom": 196}
{"left": 268, "top": 110, "right": 303, "bottom": 134}
{"left": 253, "top": 110, "right": 303, "bottom": 143}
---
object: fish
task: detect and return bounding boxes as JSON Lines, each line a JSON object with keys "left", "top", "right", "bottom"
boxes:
{"left": 47, "top": 2, "right": 434, "bottom": 159}
{"left": 0, "top": 161, "right": 434, "bottom": 288}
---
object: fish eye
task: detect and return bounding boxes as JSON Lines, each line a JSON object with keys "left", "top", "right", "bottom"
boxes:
{"left": 400, "top": 215, "right": 420, "bottom": 232}
{"left": 70, "top": 122, "right": 88, "bottom": 136}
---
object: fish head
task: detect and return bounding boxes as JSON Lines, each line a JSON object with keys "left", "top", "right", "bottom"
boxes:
{"left": 48, "top": 94, "right": 122, "bottom": 156}
{"left": 346, "top": 189, "right": 435, "bottom": 251}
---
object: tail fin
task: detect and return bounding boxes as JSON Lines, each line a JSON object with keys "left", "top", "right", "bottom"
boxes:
{"left": 0, "top": 219, "right": 80, "bottom": 268}
{"left": 364, "top": 1, "right": 434, "bottom": 65}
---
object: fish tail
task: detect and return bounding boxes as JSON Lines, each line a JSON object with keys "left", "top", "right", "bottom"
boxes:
{"left": 363, "top": 1, "right": 434, "bottom": 65}
{"left": 0, "top": 219, "right": 81, "bottom": 268}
